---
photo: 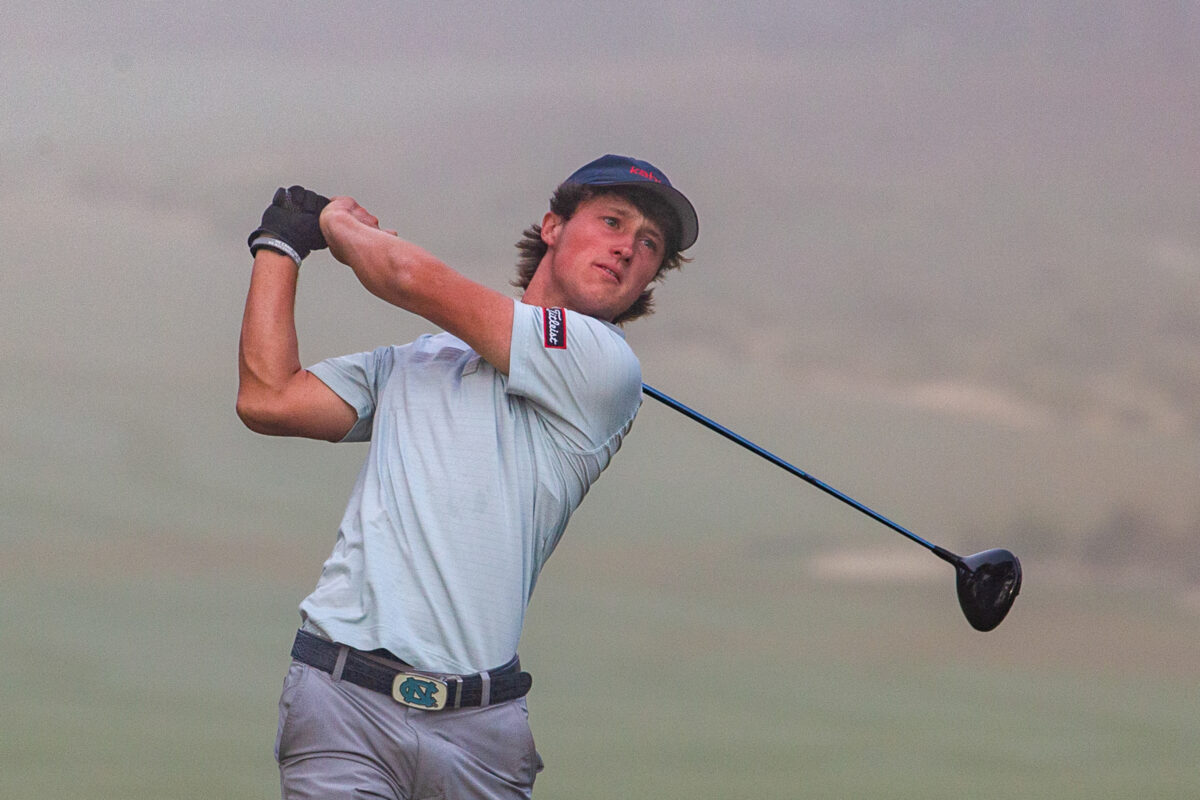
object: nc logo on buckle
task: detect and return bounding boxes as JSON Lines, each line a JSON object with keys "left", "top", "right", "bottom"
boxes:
{"left": 392, "top": 673, "right": 448, "bottom": 710}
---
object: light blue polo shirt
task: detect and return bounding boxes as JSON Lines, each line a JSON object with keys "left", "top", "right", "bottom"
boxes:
{"left": 299, "top": 300, "right": 642, "bottom": 674}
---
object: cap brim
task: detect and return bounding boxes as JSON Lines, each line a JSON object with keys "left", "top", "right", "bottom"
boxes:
{"left": 580, "top": 180, "right": 699, "bottom": 251}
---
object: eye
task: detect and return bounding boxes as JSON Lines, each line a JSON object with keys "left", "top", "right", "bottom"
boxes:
{"left": 640, "top": 237, "right": 659, "bottom": 252}
{"left": 602, "top": 216, "right": 619, "bottom": 227}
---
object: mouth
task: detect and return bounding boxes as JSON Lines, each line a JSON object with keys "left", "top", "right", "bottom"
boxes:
{"left": 594, "top": 263, "right": 621, "bottom": 283}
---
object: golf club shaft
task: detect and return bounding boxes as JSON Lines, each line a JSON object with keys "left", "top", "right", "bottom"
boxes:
{"left": 641, "top": 383, "right": 960, "bottom": 565}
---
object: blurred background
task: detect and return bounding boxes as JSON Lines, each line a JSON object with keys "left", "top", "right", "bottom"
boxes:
{"left": 2, "top": 2, "right": 1198, "bottom": 797}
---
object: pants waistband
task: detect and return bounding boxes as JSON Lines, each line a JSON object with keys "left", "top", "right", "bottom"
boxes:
{"left": 290, "top": 629, "right": 532, "bottom": 710}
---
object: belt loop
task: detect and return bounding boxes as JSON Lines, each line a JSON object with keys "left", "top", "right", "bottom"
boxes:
{"left": 479, "top": 671, "right": 491, "bottom": 707}
{"left": 331, "top": 645, "right": 350, "bottom": 682}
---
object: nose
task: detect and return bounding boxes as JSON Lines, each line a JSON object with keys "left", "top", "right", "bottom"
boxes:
{"left": 611, "top": 234, "right": 634, "bottom": 261}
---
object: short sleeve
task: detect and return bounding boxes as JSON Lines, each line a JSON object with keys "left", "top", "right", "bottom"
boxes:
{"left": 507, "top": 301, "right": 642, "bottom": 451}
{"left": 307, "top": 346, "right": 397, "bottom": 442}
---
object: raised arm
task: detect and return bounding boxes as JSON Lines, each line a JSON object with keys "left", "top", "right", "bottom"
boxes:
{"left": 236, "top": 188, "right": 358, "bottom": 441}
{"left": 320, "top": 197, "right": 516, "bottom": 374}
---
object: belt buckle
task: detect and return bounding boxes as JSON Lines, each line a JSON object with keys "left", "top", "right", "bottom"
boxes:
{"left": 391, "top": 672, "right": 449, "bottom": 710}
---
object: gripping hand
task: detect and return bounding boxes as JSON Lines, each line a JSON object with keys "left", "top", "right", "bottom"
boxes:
{"left": 247, "top": 185, "right": 332, "bottom": 266}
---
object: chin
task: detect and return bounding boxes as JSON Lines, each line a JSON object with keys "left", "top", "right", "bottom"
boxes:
{"left": 568, "top": 295, "right": 619, "bottom": 322}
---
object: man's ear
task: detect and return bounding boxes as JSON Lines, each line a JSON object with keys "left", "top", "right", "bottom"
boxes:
{"left": 540, "top": 211, "right": 562, "bottom": 247}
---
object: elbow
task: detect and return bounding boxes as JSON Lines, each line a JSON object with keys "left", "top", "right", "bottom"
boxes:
{"left": 236, "top": 390, "right": 281, "bottom": 435}
{"left": 236, "top": 383, "right": 349, "bottom": 442}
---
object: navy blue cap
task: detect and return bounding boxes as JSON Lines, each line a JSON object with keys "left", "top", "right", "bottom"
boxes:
{"left": 564, "top": 154, "right": 698, "bottom": 250}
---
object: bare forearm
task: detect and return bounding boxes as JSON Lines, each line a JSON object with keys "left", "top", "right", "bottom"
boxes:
{"left": 237, "top": 249, "right": 303, "bottom": 420}
{"left": 321, "top": 203, "right": 426, "bottom": 306}
{"left": 320, "top": 199, "right": 514, "bottom": 372}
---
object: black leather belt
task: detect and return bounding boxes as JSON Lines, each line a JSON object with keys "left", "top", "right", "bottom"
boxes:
{"left": 291, "top": 629, "right": 532, "bottom": 711}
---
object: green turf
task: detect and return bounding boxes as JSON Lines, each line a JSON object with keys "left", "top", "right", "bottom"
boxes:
{"left": 521, "top": 540, "right": 1200, "bottom": 799}
{"left": 0, "top": 571, "right": 290, "bottom": 799}
{"left": 3, "top": 531, "right": 1199, "bottom": 799}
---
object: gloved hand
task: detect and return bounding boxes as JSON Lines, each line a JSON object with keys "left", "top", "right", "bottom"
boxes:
{"left": 247, "top": 185, "right": 331, "bottom": 266}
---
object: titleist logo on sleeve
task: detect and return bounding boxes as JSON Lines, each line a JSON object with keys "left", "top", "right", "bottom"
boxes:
{"left": 543, "top": 307, "right": 567, "bottom": 349}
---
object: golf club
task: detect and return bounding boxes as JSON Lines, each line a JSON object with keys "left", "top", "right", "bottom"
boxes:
{"left": 642, "top": 383, "right": 1022, "bottom": 631}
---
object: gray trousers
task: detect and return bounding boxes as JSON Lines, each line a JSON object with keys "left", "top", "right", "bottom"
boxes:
{"left": 275, "top": 660, "right": 543, "bottom": 799}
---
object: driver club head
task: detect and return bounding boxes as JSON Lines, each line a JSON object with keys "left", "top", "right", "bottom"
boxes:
{"left": 638, "top": 386, "right": 1028, "bottom": 633}
{"left": 954, "top": 548, "right": 1022, "bottom": 631}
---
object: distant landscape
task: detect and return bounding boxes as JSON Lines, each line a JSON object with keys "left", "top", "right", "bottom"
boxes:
{"left": 3, "top": 2, "right": 1198, "bottom": 797}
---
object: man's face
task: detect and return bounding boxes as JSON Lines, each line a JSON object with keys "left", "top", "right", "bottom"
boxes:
{"left": 531, "top": 194, "right": 667, "bottom": 321}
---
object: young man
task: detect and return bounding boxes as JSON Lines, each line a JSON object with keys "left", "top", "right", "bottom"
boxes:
{"left": 237, "top": 155, "right": 698, "bottom": 799}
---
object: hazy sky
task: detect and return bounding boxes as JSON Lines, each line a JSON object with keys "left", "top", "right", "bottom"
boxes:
{"left": 2, "top": 1, "right": 1198, "bottom": 547}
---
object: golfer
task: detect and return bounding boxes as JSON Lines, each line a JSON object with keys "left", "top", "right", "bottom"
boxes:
{"left": 236, "top": 154, "right": 698, "bottom": 798}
